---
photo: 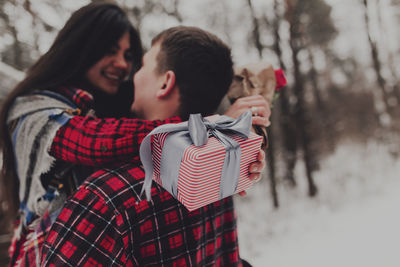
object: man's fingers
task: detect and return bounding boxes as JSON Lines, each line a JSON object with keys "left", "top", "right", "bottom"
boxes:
{"left": 258, "top": 149, "right": 266, "bottom": 161}
{"left": 249, "top": 173, "right": 262, "bottom": 182}
{"left": 258, "top": 151, "right": 266, "bottom": 172}
{"left": 249, "top": 162, "right": 262, "bottom": 173}
{"left": 249, "top": 151, "right": 266, "bottom": 173}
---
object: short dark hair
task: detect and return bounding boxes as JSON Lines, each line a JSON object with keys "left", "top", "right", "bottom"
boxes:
{"left": 152, "top": 26, "right": 234, "bottom": 119}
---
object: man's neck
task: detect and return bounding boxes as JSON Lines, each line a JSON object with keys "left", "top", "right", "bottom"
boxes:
{"left": 143, "top": 96, "right": 180, "bottom": 121}
{"left": 145, "top": 108, "right": 179, "bottom": 121}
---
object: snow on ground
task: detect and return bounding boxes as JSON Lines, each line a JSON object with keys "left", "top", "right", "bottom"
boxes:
{"left": 235, "top": 141, "right": 400, "bottom": 267}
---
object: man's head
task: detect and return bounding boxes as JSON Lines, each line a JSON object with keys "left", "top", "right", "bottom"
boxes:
{"left": 131, "top": 26, "right": 234, "bottom": 120}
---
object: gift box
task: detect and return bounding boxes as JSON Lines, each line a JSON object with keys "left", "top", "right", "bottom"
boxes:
{"left": 140, "top": 111, "right": 264, "bottom": 211}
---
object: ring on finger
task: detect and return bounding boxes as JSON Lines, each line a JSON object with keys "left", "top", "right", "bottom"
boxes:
{"left": 251, "top": 106, "right": 259, "bottom": 116}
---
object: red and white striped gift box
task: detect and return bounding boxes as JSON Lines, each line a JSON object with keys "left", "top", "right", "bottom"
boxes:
{"left": 151, "top": 130, "right": 263, "bottom": 211}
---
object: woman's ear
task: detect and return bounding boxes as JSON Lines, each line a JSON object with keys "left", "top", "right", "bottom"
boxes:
{"left": 156, "top": 70, "right": 176, "bottom": 98}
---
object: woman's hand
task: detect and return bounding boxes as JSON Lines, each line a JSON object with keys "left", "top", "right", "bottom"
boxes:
{"left": 238, "top": 149, "right": 266, "bottom": 196}
{"left": 224, "top": 95, "right": 271, "bottom": 127}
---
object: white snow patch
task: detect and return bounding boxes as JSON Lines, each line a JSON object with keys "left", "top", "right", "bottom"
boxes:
{"left": 236, "top": 141, "right": 400, "bottom": 267}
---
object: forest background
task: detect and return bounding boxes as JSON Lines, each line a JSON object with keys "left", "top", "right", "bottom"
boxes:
{"left": 0, "top": 0, "right": 399, "bottom": 266}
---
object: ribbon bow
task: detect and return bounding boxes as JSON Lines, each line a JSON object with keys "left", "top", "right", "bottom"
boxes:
{"left": 139, "top": 111, "right": 253, "bottom": 201}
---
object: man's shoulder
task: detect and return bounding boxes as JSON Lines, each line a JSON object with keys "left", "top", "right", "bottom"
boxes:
{"left": 81, "top": 163, "right": 145, "bottom": 211}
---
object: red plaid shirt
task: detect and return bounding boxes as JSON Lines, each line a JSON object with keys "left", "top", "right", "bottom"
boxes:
{"left": 50, "top": 87, "right": 181, "bottom": 167}
{"left": 41, "top": 163, "right": 243, "bottom": 266}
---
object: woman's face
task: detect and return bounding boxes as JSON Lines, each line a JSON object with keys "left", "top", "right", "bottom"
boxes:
{"left": 86, "top": 32, "right": 133, "bottom": 95}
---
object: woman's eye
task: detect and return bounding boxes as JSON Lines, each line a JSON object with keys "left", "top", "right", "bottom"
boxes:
{"left": 107, "top": 47, "right": 118, "bottom": 55}
{"left": 124, "top": 52, "right": 133, "bottom": 61}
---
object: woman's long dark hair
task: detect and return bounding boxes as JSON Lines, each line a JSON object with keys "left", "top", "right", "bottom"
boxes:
{"left": 0, "top": 1, "right": 143, "bottom": 221}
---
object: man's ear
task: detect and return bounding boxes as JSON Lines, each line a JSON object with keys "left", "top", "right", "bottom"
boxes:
{"left": 156, "top": 70, "right": 176, "bottom": 98}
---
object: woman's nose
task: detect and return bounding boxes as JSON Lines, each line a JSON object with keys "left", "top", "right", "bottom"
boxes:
{"left": 114, "top": 54, "right": 128, "bottom": 69}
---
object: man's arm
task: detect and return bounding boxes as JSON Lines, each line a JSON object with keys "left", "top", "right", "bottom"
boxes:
{"left": 50, "top": 116, "right": 181, "bottom": 166}
{"left": 41, "top": 186, "right": 132, "bottom": 266}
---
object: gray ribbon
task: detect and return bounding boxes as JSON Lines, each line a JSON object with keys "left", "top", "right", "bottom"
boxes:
{"left": 139, "top": 111, "right": 252, "bottom": 202}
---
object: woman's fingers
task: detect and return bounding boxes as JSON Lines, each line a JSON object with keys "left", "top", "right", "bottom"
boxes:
{"left": 235, "top": 95, "right": 267, "bottom": 110}
{"left": 252, "top": 116, "right": 270, "bottom": 127}
{"left": 224, "top": 95, "right": 271, "bottom": 126}
{"left": 249, "top": 98, "right": 271, "bottom": 126}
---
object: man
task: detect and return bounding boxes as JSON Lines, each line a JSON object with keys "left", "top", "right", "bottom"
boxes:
{"left": 41, "top": 26, "right": 268, "bottom": 266}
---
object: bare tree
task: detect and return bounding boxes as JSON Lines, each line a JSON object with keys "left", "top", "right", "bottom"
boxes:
{"left": 246, "top": 0, "right": 264, "bottom": 58}
{"left": 0, "top": 2, "right": 24, "bottom": 70}
{"left": 246, "top": 0, "right": 280, "bottom": 207}
{"left": 362, "top": 0, "right": 393, "bottom": 123}
{"left": 376, "top": 0, "right": 400, "bottom": 105}
{"left": 284, "top": 0, "right": 318, "bottom": 196}
{"left": 270, "top": 0, "right": 299, "bottom": 191}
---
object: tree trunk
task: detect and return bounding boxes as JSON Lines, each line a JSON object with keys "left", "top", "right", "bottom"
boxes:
{"left": 272, "top": 0, "right": 298, "bottom": 190}
{"left": 291, "top": 49, "right": 318, "bottom": 196}
{"left": 266, "top": 127, "right": 279, "bottom": 207}
{"left": 307, "top": 49, "right": 324, "bottom": 111}
{"left": 247, "top": 0, "right": 279, "bottom": 207}
{"left": 376, "top": 0, "right": 400, "bottom": 105}
{"left": 285, "top": 0, "right": 318, "bottom": 196}
{"left": 0, "top": 11, "right": 23, "bottom": 70}
{"left": 307, "top": 47, "right": 335, "bottom": 151}
{"left": 246, "top": 0, "right": 263, "bottom": 58}
{"left": 362, "top": 0, "right": 393, "bottom": 119}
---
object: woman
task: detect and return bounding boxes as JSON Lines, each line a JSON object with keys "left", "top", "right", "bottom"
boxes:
{"left": 0, "top": 3, "right": 173, "bottom": 265}
{"left": 0, "top": 2, "right": 269, "bottom": 266}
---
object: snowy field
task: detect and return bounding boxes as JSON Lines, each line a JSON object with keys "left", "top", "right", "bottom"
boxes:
{"left": 235, "top": 141, "right": 400, "bottom": 267}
